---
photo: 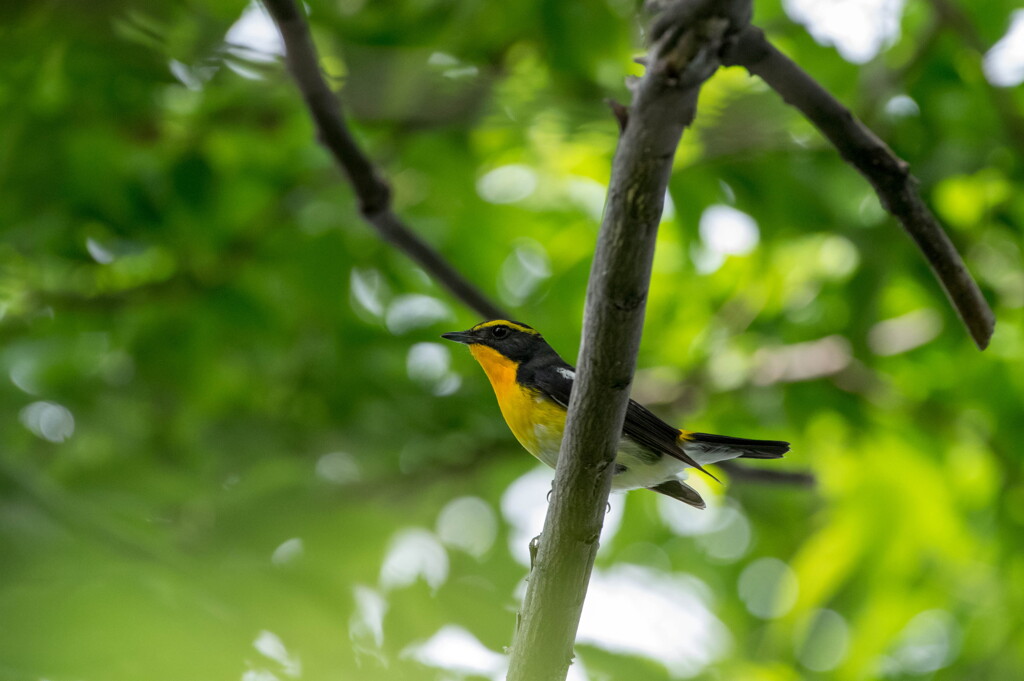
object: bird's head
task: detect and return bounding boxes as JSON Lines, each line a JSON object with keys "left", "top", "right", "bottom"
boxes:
{"left": 441, "top": 319, "right": 549, "bottom": 364}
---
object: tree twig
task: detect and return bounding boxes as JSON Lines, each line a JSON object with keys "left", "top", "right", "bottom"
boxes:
{"left": 261, "top": 0, "right": 507, "bottom": 321}
{"left": 724, "top": 26, "right": 995, "bottom": 351}
{"left": 718, "top": 460, "right": 815, "bottom": 486}
{"left": 505, "top": 2, "right": 752, "bottom": 679}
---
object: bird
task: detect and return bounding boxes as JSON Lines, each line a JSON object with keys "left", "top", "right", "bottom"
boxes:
{"left": 442, "top": 319, "right": 789, "bottom": 509}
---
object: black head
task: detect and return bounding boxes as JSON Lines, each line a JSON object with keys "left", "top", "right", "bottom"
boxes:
{"left": 441, "top": 319, "right": 551, "bottom": 363}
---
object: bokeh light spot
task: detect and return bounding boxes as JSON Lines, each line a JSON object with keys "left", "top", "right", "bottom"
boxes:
{"left": 19, "top": 401, "right": 75, "bottom": 443}
{"left": 407, "top": 342, "right": 461, "bottom": 395}
{"left": 578, "top": 564, "right": 729, "bottom": 677}
{"left": 892, "top": 609, "right": 961, "bottom": 674}
{"left": 385, "top": 294, "right": 452, "bottom": 334}
{"left": 379, "top": 528, "right": 449, "bottom": 592}
{"left": 225, "top": 1, "right": 284, "bottom": 64}
{"left": 350, "top": 585, "right": 388, "bottom": 650}
{"left": 738, "top": 557, "right": 799, "bottom": 619}
{"left": 868, "top": 309, "right": 942, "bottom": 355}
{"left": 403, "top": 625, "right": 506, "bottom": 678}
{"left": 271, "top": 538, "right": 304, "bottom": 566}
{"left": 984, "top": 11, "right": 1024, "bottom": 87}
{"left": 436, "top": 496, "right": 498, "bottom": 558}
{"left": 253, "top": 630, "right": 301, "bottom": 678}
{"left": 315, "top": 451, "right": 361, "bottom": 485}
{"left": 499, "top": 239, "right": 551, "bottom": 306}
{"left": 797, "top": 609, "right": 850, "bottom": 672}
{"left": 696, "top": 507, "right": 752, "bottom": 563}
{"left": 784, "top": 0, "right": 905, "bottom": 63}
{"left": 477, "top": 164, "right": 537, "bottom": 204}
{"left": 350, "top": 267, "right": 389, "bottom": 318}
{"left": 699, "top": 204, "right": 759, "bottom": 256}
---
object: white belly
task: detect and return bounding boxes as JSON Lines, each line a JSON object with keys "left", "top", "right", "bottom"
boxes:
{"left": 530, "top": 425, "right": 691, "bottom": 491}
{"left": 610, "top": 438, "right": 689, "bottom": 491}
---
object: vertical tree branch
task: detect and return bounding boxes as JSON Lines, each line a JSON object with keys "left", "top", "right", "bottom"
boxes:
{"left": 724, "top": 27, "right": 995, "bottom": 350}
{"left": 262, "top": 0, "right": 507, "bottom": 320}
{"left": 261, "top": 0, "right": 806, "bottom": 493}
{"left": 505, "top": 2, "right": 751, "bottom": 679}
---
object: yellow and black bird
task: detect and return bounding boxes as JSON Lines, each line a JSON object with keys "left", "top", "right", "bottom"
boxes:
{"left": 442, "top": 319, "right": 789, "bottom": 509}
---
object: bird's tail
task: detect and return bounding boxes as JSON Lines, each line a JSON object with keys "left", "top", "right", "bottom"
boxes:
{"left": 680, "top": 431, "right": 789, "bottom": 465}
{"left": 649, "top": 479, "right": 705, "bottom": 509}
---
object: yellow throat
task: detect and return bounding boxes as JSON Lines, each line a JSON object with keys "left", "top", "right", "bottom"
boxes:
{"left": 468, "top": 344, "right": 563, "bottom": 459}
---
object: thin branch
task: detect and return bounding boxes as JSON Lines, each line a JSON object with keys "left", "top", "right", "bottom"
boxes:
{"left": 724, "top": 26, "right": 995, "bottom": 351}
{"left": 505, "top": 2, "right": 752, "bottom": 680}
{"left": 261, "top": 0, "right": 507, "bottom": 321}
{"left": 718, "top": 460, "right": 815, "bottom": 486}
{"left": 0, "top": 458, "right": 169, "bottom": 564}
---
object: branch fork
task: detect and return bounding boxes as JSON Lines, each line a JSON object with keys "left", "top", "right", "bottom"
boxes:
{"left": 506, "top": 2, "right": 755, "bottom": 679}
{"left": 260, "top": 2, "right": 994, "bottom": 677}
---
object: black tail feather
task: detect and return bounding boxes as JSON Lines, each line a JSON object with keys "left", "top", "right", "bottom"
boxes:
{"left": 689, "top": 432, "right": 789, "bottom": 459}
{"left": 649, "top": 480, "right": 706, "bottom": 509}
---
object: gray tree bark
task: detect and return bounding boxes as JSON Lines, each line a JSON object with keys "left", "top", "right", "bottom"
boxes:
{"left": 505, "top": 2, "right": 754, "bottom": 680}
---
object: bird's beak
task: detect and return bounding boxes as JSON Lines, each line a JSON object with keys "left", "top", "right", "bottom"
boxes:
{"left": 441, "top": 329, "right": 475, "bottom": 344}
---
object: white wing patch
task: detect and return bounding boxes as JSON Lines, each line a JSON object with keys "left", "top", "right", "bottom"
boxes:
{"left": 680, "top": 441, "right": 746, "bottom": 466}
{"left": 556, "top": 367, "right": 575, "bottom": 381}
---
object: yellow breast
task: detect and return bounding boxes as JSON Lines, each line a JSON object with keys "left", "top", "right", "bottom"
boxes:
{"left": 469, "top": 345, "right": 566, "bottom": 463}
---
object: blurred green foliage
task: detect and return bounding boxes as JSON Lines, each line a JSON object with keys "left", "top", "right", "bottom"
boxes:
{"left": 1, "top": 1, "right": 1023, "bottom": 680}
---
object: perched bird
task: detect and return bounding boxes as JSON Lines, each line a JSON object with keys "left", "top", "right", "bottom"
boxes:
{"left": 442, "top": 319, "right": 788, "bottom": 509}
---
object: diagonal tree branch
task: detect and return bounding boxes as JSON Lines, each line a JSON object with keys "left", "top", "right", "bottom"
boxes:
{"left": 718, "top": 459, "right": 815, "bottom": 486}
{"left": 260, "top": 0, "right": 805, "bottom": 492}
{"left": 724, "top": 26, "right": 995, "bottom": 350}
{"left": 261, "top": 0, "right": 507, "bottom": 321}
{"left": 506, "top": 2, "right": 753, "bottom": 679}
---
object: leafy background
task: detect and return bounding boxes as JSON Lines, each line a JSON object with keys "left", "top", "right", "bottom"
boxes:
{"left": 1, "top": 0, "right": 1022, "bottom": 679}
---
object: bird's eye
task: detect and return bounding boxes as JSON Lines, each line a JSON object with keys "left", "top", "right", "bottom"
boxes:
{"left": 492, "top": 325, "right": 509, "bottom": 339}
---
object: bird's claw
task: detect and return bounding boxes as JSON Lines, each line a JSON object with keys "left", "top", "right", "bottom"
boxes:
{"left": 529, "top": 534, "right": 541, "bottom": 570}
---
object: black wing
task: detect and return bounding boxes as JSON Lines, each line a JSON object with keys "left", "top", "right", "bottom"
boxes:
{"left": 623, "top": 399, "right": 713, "bottom": 477}
{"left": 524, "top": 358, "right": 573, "bottom": 407}
{"left": 524, "top": 359, "right": 713, "bottom": 478}
{"left": 649, "top": 479, "right": 706, "bottom": 509}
